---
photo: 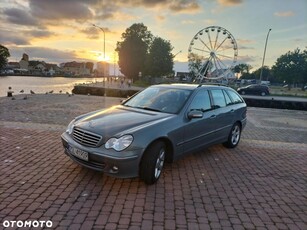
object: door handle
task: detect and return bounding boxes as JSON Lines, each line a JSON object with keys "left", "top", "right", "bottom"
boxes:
{"left": 210, "top": 115, "right": 216, "bottom": 119}
{"left": 229, "top": 109, "right": 234, "bottom": 113}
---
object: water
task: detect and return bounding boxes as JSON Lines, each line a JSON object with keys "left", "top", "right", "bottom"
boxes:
{"left": 0, "top": 75, "right": 103, "bottom": 97}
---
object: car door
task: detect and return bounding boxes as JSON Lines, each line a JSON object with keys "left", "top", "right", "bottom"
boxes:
{"left": 250, "top": 85, "right": 259, "bottom": 95}
{"left": 253, "top": 85, "right": 261, "bottom": 95}
{"left": 182, "top": 89, "right": 218, "bottom": 154}
{"left": 209, "top": 89, "right": 235, "bottom": 140}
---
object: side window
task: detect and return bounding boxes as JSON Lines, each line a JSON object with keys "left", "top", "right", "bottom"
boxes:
{"left": 189, "top": 90, "right": 211, "bottom": 111}
{"left": 211, "top": 89, "right": 226, "bottom": 108}
{"left": 223, "top": 90, "right": 232, "bottom": 106}
{"left": 227, "top": 90, "right": 243, "bottom": 104}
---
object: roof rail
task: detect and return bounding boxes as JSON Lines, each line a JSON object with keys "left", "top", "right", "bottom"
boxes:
{"left": 197, "top": 83, "right": 229, "bottom": 88}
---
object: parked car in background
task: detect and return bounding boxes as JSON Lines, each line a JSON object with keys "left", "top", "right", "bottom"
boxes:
{"left": 237, "top": 84, "right": 270, "bottom": 96}
{"left": 61, "top": 84, "right": 247, "bottom": 184}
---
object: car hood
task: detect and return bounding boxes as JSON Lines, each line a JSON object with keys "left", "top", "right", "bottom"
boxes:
{"left": 73, "top": 105, "right": 174, "bottom": 138}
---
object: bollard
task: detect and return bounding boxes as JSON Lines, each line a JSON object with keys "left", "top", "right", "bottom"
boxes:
{"left": 7, "top": 87, "right": 14, "bottom": 97}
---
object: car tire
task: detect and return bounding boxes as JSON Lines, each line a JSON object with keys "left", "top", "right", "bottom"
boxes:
{"left": 140, "top": 141, "right": 166, "bottom": 185}
{"left": 223, "top": 122, "right": 241, "bottom": 148}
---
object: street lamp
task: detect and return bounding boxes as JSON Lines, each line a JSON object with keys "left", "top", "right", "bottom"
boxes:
{"left": 92, "top": 24, "right": 105, "bottom": 60}
{"left": 93, "top": 24, "right": 106, "bottom": 96}
{"left": 173, "top": 50, "right": 182, "bottom": 58}
{"left": 259, "top": 28, "right": 272, "bottom": 82}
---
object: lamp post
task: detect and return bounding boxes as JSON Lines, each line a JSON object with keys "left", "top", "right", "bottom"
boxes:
{"left": 259, "top": 28, "right": 272, "bottom": 82}
{"left": 93, "top": 24, "right": 106, "bottom": 96}
{"left": 173, "top": 51, "right": 182, "bottom": 80}
{"left": 173, "top": 50, "right": 182, "bottom": 58}
{"left": 92, "top": 24, "right": 105, "bottom": 60}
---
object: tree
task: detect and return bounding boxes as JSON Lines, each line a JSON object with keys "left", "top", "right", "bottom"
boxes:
{"left": 145, "top": 37, "right": 173, "bottom": 77}
{"left": 188, "top": 53, "right": 203, "bottom": 77}
{"left": 116, "top": 23, "right": 153, "bottom": 80}
{"left": 233, "top": 63, "right": 254, "bottom": 79}
{"left": 252, "top": 66, "right": 273, "bottom": 82}
{"left": 272, "top": 48, "right": 307, "bottom": 86}
{"left": 0, "top": 44, "right": 10, "bottom": 69}
{"left": 234, "top": 63, "right": 253, "bottom": 76}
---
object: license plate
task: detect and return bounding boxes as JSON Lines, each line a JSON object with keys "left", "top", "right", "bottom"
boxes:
{"left": 69, "top": 146, "right": 89, "bottom": 161}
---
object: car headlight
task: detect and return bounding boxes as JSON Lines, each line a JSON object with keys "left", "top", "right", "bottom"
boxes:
{"left": 66, "top": 119, "right": 75, "bottom": 134}
{"left": 105, "top": 135, "right": 133, "bottom": 151}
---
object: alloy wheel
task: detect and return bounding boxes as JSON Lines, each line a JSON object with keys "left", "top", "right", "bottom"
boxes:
{"left": 231, "top": 125, "right": 240, "bottom": 145}
{"left": 154, "top": 149, "right": 165, "bottom": 179}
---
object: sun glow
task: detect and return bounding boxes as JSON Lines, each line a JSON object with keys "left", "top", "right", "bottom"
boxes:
{"left": 97, "top": 54, "right": 110, "bottom": 62}
{"left": 90, "top": 50, "right": 112, "bottom": 62}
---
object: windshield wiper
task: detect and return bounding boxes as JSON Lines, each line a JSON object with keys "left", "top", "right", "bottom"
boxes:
{"left": 134, "top": 106, "right": 161, "bottom": 112}
{"left": 124, "top": 105, "right": 162, "bottom": 112}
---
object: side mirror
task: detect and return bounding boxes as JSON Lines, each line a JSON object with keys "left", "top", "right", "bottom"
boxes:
{"left": 187, "top": 110, "right": 203, "bottom": 119}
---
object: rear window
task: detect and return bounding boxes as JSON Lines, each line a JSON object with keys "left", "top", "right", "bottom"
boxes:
{"left": 227, "top": 90, "right": 244, "bottom": 104}
{"left": 223, "top": 90, "right": 233, "bottom": 106}
{"left": 211, "top": 89, "right": 226, "bottom": 108}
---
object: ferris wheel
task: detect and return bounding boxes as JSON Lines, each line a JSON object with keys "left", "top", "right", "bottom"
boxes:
{"left": 188, "top": 26, "right": 238, "bottom": 82}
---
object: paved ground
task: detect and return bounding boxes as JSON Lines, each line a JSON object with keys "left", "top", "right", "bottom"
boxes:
{"left": 0, "top": 94, "right": 306, "bottom": 230}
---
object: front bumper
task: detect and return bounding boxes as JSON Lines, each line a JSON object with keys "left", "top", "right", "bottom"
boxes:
{"left": 61, "top": 132, "right": 143, "bottom": 178}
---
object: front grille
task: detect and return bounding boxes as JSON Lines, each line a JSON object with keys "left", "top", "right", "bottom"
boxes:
{"left": 72, "top": 127, "right": 102, "bottom": 147}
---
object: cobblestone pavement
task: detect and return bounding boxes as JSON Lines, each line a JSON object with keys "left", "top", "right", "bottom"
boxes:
{"left": 0, "top": 94, "right": 307, "bottom": 229}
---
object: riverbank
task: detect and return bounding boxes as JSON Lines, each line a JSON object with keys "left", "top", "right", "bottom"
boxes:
{"left": 73, "top": 81, "right": 143, "bottom": 98}
{"left": 0, "top": 94, "right": 122, "bottom": 128}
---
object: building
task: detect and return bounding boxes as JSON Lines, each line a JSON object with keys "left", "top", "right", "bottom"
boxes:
{"left": 19, "top": 53, "right": 29, "bottom": 70}
{"left": 61, "top": 61, "right": 92, "bottom": 76}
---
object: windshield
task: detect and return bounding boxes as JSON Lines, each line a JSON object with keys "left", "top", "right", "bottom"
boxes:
{"left": 123, "top": 86, "right": 192, "bottom": 114}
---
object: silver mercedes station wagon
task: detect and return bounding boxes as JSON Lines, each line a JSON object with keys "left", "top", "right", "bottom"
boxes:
{"left": 61, "top": 84, "right": 247, "bottom": 184}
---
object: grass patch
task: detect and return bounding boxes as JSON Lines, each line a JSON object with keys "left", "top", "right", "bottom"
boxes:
{"left": 270, "top": 86, "right": 307, "bottom": 98}
{"left": 132, "top": 79, "right": 151, "bottom": 87}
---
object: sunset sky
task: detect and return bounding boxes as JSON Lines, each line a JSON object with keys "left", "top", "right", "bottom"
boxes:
{"left": 1, "top": 0, "right": 306, "bottom": 73}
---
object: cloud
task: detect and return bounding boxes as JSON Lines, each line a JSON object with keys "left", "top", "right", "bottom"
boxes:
{"left": 3, "top": 7, "right": 39, "bottom": 26}
{"left": 238, "top": 45, "right": 254, "bottom": 50}
{"left": 3, "top": 0, "right": 202, "bottom": 28}
{"left": 237, "top": 39, "right": 254, "bottom": 44}
{"left": 0, "top": 27, "right": 55, "bottom": 45}
{"left": 237, "top": 55, "right": 256, "bottom": 63}
{"left": 217, "top": 0, "right": 243, "bottom": 6}
{"left": 8, "top": 46, "right": 78, "bottom": 63}
{"left": 204, "top": 19, "right": 216, "bottom": 25}
{"left": 80, "top": 27, "right": 100, "bottom": 39}
{"left": 24, "top": 30, "right": 56, "bottom": 38}
{"left": 29, "top": 0, "right": 93, "bottom": 21}
{"left": 118, "top": 0, "right": 167, "bottom": 8}
{"left": 274, "top": 11, "right": 295, "bottom": 17}
{"left": 169, "top": 1, "right": 201, "bottom": 14}
{"left": 111, "top": 0, "right": 201, "bottom": 14}
{"left": 156, "top": 15, "right": 166, "bottom": 22}
{"left": 27, "top": 47, "right": 77, "bottom": 60}
{"left": 0, "top": 29, "right": 31, "bottom": 45}
{"left": 237, "top": 39, "right": 256, "bottom": 50}
{"left": 181, "top": 20, "right": 195, "bottom": 25}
